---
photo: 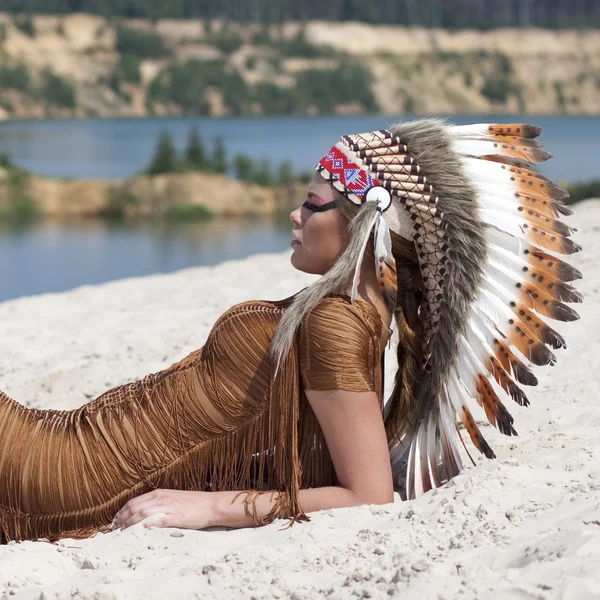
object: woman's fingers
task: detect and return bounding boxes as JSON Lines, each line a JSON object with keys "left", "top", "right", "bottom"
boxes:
{"left": 120, "top": 509, "right": 169, "bottom": 531}
{"left": 113, "top": 491, "right": 169, "bottom": 529}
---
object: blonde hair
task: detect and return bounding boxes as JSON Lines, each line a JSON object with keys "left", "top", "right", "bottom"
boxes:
{"left": 269, "top": 187, "right": 423, "bottom": 444}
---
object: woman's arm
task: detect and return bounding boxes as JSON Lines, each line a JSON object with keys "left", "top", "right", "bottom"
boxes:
{"left": 211, "top": 388, "right": 394, "bottom": 527}
{"left": 112, "top": 388, "right": 394, "bottom": 531}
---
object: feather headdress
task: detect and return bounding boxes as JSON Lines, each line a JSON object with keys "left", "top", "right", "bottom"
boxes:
{"left": 316, "top": 119, "right": 582, "bottom": 499}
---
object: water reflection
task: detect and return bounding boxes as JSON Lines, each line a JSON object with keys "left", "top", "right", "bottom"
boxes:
{"left": 0, "top": 216, "right": 294, "bottom": 302}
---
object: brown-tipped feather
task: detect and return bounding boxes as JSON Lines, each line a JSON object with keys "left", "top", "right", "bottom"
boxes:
{"left": 476, "top": 375, "right": 518, "bottom": 436}
{"left": 519, "top": 266, "right": 583, "bottom": 304}
{"left": 506, "top": 317, "right": 557, "bottom": 366}
{"left": 487, "top": 135, "right": 544, "bottom": 148}
{"left": 481, "top": 155, "right": 533, "bottom": 169}
{"left": 460, "top": 406, "right": 496, "bottom": 459}
{"left": 506, "top": 300, "right": 567, "bottom": 349}
{"left": 517, "top": 281, "right": 580, "bottom": 322}
{"left": 525, "top": 247, "right": 582, "bottom": 282}
{"left": 487, "top": 124, "right": 541, "bottom": 139}
{"left": 515, "top": 193, "right": 573, "bottom": 219}
{"left": 491, "top": 144, "right": 552, "bottom": 164}
{"left": 495, "top": 164, "right": 569, "bottom": 199}
{"left": 493, "top": 338, "right": 538, "bottom": 389}
{"left": 513, "top": 174, "right": 570, "bottom": 201}
{"left": 516, "top": 206, "right": 577, "bottom": 238}
{"left": 485, "top": 356, "right": 530, "bottom": 407}
{"left": 524, "top": 224, "right": 582, "bottom": 255}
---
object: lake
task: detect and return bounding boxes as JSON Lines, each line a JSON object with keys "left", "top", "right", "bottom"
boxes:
{"left": 0, "top": 114, "right": 598, "bottom": 302}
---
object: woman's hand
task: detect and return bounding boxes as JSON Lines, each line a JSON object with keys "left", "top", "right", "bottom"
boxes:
{"left": 111, "top": 489, "right": 216, "bottom": 531}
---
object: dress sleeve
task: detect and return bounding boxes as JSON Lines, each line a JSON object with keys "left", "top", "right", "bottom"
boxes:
{"left": 298, "top": 298, "right": 377, "bottom": 392}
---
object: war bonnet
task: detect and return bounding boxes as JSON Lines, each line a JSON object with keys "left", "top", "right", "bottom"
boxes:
{"left": 315, "top": 119, "right": 582, "bottom": 499}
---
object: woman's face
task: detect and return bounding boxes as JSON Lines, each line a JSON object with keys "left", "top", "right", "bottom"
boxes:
{"left": 289, "top": 172, "right": 350, "bottom": 275}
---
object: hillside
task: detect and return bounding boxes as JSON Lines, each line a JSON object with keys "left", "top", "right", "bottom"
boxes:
{"left": 0, "top": 14, "right": 600, "bottom": 119}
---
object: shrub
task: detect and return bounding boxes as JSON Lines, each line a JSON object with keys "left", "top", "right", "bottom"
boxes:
{"left": 480, "top": 74, "right": 511, "bottom": 103}
{"left": 148, "top": 131, "right": 178, "bottom": 175}
{"left": 4, "top": 168, "right": 38, "bottom": 223}
{"left": 104, "top": 186, "right": 138, "bottom": 219}
{"left": 147, "top": 59, "right": 229, "bottom": 114}
{"left": 12, "top": 14, "right": 35, "bottom": 38}
{"left": 0, "top": 63, "right": 31, "bottom": 92}
{"left": 565, "top": 180, "right": 600, "bottom": 204}
{"left": 40, "top": 69, "right": 76, "bottom": 109}
{"left": 206, "top": 27, "right": 244, "bottom": 54}
{"left": 277, "top": 160, "right": 294, "bottom": 184}
{"left": 252, "top": 83, "right": 296, "bottom": 114}
{"left": 281, "top": 27, "right": 334, "bottom": 58}
{"left": 163, "top": 204, "right": 214, "bottom": 221}
{"left": 119, "top": 54, "right": 142, "bottom": 84}
{"left": 554, "top": 81, "right": 566, "bottom": 110}
{"left": 233, "top": 153, "right": 253, "bottom": 181}
{"left": 0, "top": 23, "right": 7, "bottom": 43}
{"left": 116, "top": 24, "right": 170, "bottom": 59}
{"left": 251, "top": 159, "right": 273, "bottom": 186}
{"left": 210, "top": 135, "right": 227, "bottom": 174}
{"left": 295, "top": 59, "right": 377, "bottom": 113}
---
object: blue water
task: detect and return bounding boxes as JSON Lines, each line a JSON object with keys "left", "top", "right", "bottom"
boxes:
{"left": 0, "top": 114, "right": 598, "bottom": 182}
{"left": 0, "top": 114, "right": 597, "bottom": 303}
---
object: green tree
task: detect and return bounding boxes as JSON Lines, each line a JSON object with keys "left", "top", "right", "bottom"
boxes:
{"left": 0, "top": 64, "right": 31, "bottom": 92}
{"left": 12, "top": 14, "right": 36, "bottom": 37}
{"left": 119, "top": 54, "right": 141, "bottom": 84}
{"left": 252, "top": 159, "right": 273, "bottom": 186}
{"left": 148, "top": 131, "right": 178, "bottom": 175}
{"left": 40, "top": 69, "right": 76, "bottom": 109}
{"left": 233, "top": 153, "right": 253, "bottom": 181}
{"left": 115, "top": 25, "right": 170, "bottom": 59}
{"left": 210, "top": 135, "right": 227, "bottom": 174}
{"left": 185, "top": 127, "right": 207, "bottom": 170}
{"left": 277, "top": 160, "right": 294, "bottom": 184}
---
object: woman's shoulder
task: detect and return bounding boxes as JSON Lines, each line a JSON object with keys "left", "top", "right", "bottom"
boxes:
{"left": 302, "top": 294, "right": 383, "bottom": 339}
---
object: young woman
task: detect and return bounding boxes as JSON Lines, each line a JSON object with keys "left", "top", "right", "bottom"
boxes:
{"left": 0, "top": 119, "right": 581, "bottom": 542}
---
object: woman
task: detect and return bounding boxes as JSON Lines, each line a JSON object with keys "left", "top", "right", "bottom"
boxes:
{"left": 0, "top": 119, "right": 581, "bottom": 542}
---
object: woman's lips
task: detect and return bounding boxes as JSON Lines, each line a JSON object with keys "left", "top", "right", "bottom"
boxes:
{"left": 291, "top": 240, "right": 301, "bottom": 247}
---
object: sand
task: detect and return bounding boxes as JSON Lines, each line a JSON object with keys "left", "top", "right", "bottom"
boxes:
{"left": 0, "top": 200, "right": 599, "bottom": 600}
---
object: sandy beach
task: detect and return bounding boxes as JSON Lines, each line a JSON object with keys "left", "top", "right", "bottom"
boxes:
{"left": 0, "top": 200, "right": 599, "bottom": 600}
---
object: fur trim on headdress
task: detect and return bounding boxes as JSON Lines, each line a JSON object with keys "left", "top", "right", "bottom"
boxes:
{"left": 315, "top": 118, "right": 582, "bottom": 499}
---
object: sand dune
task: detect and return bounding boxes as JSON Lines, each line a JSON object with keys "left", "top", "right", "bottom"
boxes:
{"left": 0, "top": 200, "right": 598, "bottom": 599}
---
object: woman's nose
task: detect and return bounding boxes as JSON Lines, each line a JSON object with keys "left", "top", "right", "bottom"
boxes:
{"left": 289, "top": 206, "right": 302, "bottom": 227}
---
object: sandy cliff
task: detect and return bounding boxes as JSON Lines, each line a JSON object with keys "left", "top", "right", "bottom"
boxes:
{"left": 0, "top": 14, "right": 599, "bottom": 118}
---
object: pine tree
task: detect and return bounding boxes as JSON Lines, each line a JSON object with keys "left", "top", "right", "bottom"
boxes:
{"left": 233, "top": 153, "right": 253, "bottom": 181}
{"left": 185, "top": 127, "right": 207, "bottom": 170}
{"left": 253, "top": 159, "right": 273, "bottom": 186}
{"left": 277, "top": 159, "right": 294, "bottom": 184}
{"left": 211, "top": 135, "right": 228, "bottom": 174}
{"left": 148, "top": 130, "right": 177, "bottom": 175}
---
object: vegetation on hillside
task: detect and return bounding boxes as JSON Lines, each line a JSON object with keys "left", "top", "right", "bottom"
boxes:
{"left": 1, "top": 0, "right": 598, "bottom": 28}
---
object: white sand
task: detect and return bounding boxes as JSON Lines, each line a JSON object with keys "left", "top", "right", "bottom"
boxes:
{"left": 1, "top": 201, "right": 599, "bottom": 600}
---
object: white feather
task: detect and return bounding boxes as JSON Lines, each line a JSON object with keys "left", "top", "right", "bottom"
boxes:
{"left": 426, "top": 413, "right": 441, "bottom": 488}
{"left": 350, "top": 211, "right": 378, "bottom": 304}
{"left": 449, "top": 124, "right": 497, "bottom": 139}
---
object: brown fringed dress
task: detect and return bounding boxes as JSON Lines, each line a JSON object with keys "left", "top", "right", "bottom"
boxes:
{"left": 0, "top": 294, "right": 391, "bottom": 543}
